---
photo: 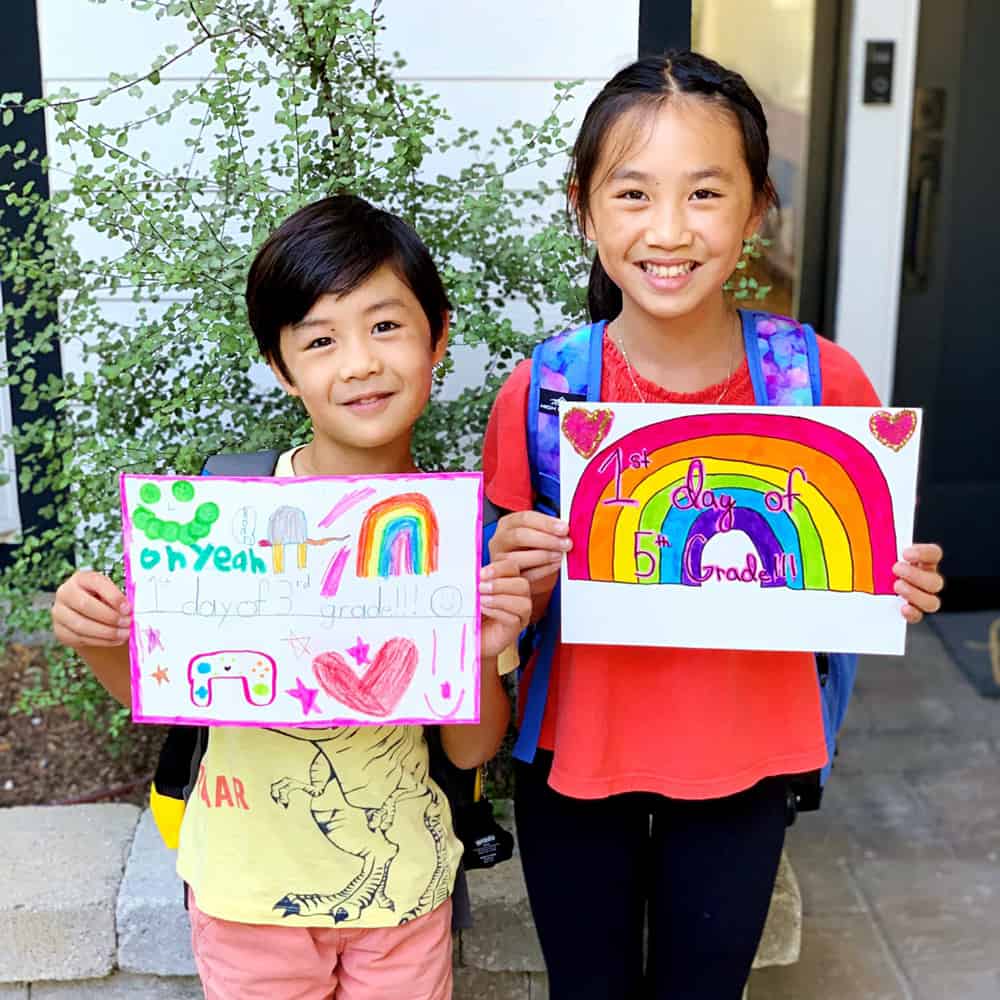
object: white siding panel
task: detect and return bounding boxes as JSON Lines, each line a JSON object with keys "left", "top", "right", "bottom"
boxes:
{"left": 38, "top": 0, "right": 215, "bottom": 81}
{"left": 412, "top": 78, "right": 603, "bottom": 187}
{"left": 378, "top": 0, "right": 638, "bottom": 79}
{"left": 40, "top": 1, "right": 638, "bottom": 84}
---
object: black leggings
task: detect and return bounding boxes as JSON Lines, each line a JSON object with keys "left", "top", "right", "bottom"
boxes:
{"left": 514, "top": 753, "right": 788, "bottom": 1000}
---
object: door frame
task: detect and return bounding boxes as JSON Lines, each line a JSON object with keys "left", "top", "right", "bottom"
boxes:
{"left": 831, "top": 0, "right": 922, "bottom": 404}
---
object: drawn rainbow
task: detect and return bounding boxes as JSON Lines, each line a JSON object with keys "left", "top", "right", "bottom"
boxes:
{"left": 566, "top": 413, "right": 897, "bottom": 594}
{"left": 357, "top": 493, "right": 439, "bottom": 578}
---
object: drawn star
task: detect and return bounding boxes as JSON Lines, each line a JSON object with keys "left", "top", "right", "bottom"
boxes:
{"left": 286, "top": 677, "right": 322, "bottom": 716}
{"left": 144, "top": 627, "right": 164, "bottom": 654}
{"left": 150, "top": 666, "right": 169, "bottom": 686}
{"left": 281, "top": 630, "right": 313, "bottom": 658}
{"left": 347, "top": 636, "right": 370, "bottom": 666}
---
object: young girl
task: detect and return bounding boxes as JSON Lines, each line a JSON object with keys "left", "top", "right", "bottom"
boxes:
{"left": 485, "top": 52, "right": 944, "bottom": 1000}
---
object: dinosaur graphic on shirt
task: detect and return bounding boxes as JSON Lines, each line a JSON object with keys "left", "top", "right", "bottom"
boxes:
{"left": 267, "top": 726, "right": 453, "bottom": 925}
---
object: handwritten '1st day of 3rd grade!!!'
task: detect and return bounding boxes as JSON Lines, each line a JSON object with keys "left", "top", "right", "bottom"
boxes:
{"left": 558, "top": 403, "right": 921, "bottom": 655}
{"left": 120, "top": 472, "right": 483, "bottom": 726}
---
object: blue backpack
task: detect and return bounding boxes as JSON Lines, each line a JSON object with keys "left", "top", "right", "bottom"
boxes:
{"left": 496, "top": 309, "right": 857, "bottom": 812}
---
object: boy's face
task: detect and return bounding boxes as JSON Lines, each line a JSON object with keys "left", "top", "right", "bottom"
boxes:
{"left": 272, "top": 264, "right": 448, "bottom": 463}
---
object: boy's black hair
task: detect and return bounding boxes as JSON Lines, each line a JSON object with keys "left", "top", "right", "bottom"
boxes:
{"left": 245, "top": 195, "right": 451, "bottom": 381}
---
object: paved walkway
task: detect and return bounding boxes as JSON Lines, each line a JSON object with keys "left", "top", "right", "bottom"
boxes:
{"left": 749, "top": 621, "right": 1000, "bottom": 999}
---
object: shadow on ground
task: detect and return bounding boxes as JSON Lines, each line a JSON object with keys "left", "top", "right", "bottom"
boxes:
{"left": 750, "top": 622, "right": 1000, "bottom": 999}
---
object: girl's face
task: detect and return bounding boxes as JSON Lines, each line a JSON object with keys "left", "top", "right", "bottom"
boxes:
{"left": 582, "top": 98, "right": 763, "bottom": 323}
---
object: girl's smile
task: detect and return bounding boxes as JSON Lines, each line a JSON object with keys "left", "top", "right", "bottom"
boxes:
{"left": 637, "top": 257, "right": 701, "bottom": 290}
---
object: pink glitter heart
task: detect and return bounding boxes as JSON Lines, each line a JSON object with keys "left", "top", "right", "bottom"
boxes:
{"left": 561, "top": 407, "right": 615, "bottom": 459}
{"left": 869, "top": 409, "right": 917, "bottom": 452}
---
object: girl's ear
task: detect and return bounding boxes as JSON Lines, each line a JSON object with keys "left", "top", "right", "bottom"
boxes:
{"left": 744, "top": 196, "right": 768, "bottom": 243}
{"left": 568, "top": 181, "right": 596, "bottom": 242}
{"left": 431, "top": 312, "right": 450, "bottom": 367}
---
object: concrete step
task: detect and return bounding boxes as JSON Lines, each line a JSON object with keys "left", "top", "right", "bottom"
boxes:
{"left": 116, "top": 810, "right": 195, "bottom": 977}
{"left": 0, "top": 804, "right": 139, "bottom": 983}
{"left": 1, "top": 800, "right": 802, "bottom": 995}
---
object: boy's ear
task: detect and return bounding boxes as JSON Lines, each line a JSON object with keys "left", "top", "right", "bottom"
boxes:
{"left": 431, "top": 312, "right": 450, "bottom": 367}
{"left": 269, "top": 352, "right": 299, "bottom": 398}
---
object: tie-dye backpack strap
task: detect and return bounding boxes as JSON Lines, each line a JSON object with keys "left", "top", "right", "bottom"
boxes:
{"left": 514, "top": 321, "right": 604, "bottom": 765}
{"left": 742, "top": 310, "right": 823, "bottom": 406}
{"left": 527, "top": 321, "right": 606, "bottom": 513}
{"left": 740, "top": 310, "right": 858, "bottom": 811}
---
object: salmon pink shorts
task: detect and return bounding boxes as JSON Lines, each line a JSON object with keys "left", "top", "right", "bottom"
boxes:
{"left": 189, "top": 892, "right": 453, "bottom": 1000}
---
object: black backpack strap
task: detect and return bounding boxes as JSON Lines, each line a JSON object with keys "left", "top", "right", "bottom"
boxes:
{"left": 424, "top": 724, "right": 475, "bottom": 929}
{"left": 200, "top": 450, "right": 282, "bottom": 476}
{"left": 152, "top": 725, "right": 202, "bottom": 799}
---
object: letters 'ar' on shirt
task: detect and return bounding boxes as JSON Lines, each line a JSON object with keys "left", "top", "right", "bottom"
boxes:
{"left": 176, "top": 448, "right": 463, "bottom": 927}
{"left": 483, "top": 331, "right": 880, "bottom": 802}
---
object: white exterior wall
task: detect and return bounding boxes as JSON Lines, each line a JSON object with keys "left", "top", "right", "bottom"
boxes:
{"left": 833, "top": 0, "right": 921, "bottom": 403}
{"left": 37, "top": 0, "right": 638, "bottom": 396}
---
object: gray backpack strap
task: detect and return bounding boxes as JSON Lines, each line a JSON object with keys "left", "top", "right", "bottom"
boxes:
{"left": 200, "top": 450, "right": 282, "bottom": 476}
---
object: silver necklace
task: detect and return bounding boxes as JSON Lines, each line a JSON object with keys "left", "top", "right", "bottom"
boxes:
{"left": 614, "top": 314, "right": 740, "bottom": 405}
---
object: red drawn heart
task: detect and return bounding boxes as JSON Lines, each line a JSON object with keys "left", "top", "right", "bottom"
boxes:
{"left": 869, "top": 409, "right": 917, "bottom": 452}
{"left": 312, "top": 638, "right": 418, "bottom": 717}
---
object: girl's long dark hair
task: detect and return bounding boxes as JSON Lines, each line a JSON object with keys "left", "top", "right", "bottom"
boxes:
{"left": 569, "top": 51, "right": 779, "bottom": 323}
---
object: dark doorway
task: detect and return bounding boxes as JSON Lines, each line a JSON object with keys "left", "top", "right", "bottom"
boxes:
{"left": 894, "top": 0, "right": 1000, "bottom": 607}
{"left": 0, "top": 0, "right": 61, "bottom": 571}
{"left": 639, "top": 0, "right": 691, "bottom": 55}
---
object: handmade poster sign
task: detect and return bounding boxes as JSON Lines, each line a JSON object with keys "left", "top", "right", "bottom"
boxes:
{"left": 120, "top": 472, "right": 482, "bottom": 726}
{"left": 559, "top": 403, "right": 922, "bottom": 654}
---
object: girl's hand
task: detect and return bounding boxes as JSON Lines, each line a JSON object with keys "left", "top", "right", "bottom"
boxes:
{"left": 489, "top": 511, "right": 572, "bottom": 590}
{"left": 52, "top": 570, "right": 131, "bottom": 649}
{"left": 893, "top": 544, "right": 944, "bottom": 624}
{"left": 479, "top": 560, "right": 532, "bottom": 661}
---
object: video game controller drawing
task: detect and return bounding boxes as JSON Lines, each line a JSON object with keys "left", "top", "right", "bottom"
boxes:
{"left": 187, "top": 650, "right": 278, "bottom": 709}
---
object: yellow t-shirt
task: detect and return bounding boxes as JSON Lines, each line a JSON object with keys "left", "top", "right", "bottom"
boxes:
{"left": 175, "top": 448, "right": 463, "bottom": 927}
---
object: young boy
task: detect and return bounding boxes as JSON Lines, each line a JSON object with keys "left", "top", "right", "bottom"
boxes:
{"left": 50, "top": 195, "right": 530, "bottom": 1000}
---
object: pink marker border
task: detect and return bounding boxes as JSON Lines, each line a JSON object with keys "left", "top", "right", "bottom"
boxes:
{"left": 120, "top": 471, "right": 483, "bottom": 728}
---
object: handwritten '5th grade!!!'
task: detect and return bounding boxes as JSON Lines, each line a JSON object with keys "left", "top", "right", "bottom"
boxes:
{"left": 558, "top": 404, "right": 921, "bottom": 654}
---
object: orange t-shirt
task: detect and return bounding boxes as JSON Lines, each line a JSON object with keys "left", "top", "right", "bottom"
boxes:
{"left": 483, "top": 328, "right": 881, "bottom": 801}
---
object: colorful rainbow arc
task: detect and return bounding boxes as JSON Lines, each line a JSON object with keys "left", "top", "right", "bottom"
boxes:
{"left": 566, "top": 413, "right": 898, "bottom": 595}
{"left": 356, "top": 493, "right": 439, "bottom": 578}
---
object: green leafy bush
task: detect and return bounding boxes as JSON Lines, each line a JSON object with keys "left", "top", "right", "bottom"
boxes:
{"left": 0, "top": 0, "right": 586, "bottom": 733}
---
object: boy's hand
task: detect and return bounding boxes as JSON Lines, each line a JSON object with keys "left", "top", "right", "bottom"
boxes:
{"left": 52, "top": 570, "right": 131, "bottom": 649}
{"left": 479, "top": 560, "right": 531, "bottom": 661}
{"left": 489, "top": 511, "right": 572, "bottom": 589}
{"left": 893, "top": 544, "right": 944, "bottom": 624}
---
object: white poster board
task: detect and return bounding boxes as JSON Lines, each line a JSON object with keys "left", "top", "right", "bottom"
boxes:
{"left": 121, "top": 472, "right": 482, "bottom": 726}
{"left": 559, "top": 403, "right": 922, "bottom": 655}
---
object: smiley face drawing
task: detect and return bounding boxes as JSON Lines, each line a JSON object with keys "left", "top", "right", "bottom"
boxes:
{"left": 422, "top": 626, "right": 469, "bottom": 720}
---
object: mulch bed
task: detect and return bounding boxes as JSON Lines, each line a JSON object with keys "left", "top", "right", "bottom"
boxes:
{"left": 0, "top": 644, "right": 164, "bottom": 808}
{"left": 1, "top": 644, "right": 515, "bottom": 809}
